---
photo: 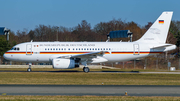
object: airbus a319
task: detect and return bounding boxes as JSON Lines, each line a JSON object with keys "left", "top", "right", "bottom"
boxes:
{"left": 3, "top": 11, "right": 176, "bottom": 72}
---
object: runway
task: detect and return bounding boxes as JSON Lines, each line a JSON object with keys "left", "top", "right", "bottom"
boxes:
{"left": 1, "top": 85, "right": 180, "bottom": 96}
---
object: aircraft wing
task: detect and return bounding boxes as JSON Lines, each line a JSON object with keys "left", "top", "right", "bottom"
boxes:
{"left": 58, "top": 51, "right": 107, "bottom": 62}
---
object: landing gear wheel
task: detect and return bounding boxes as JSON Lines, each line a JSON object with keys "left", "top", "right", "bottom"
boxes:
{"left": 27, "top": 68, "right": 31, "bottom": 72}
{"left": 27, "top": 63, "right": 32, "bottom": 72}
{"left": 83, "top": 67, "right": 89, "bottom": 73}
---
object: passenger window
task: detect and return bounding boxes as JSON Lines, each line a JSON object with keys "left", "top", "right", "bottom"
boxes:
{"left": 62, "top": 48, "right": 63, "bottom": 50}
{"left": 64, "top": 48, "right": 66, "bottom": 50}
{"left": 56, "top": 48, "right": 58, "bottom": 50}
{"left": 109, "top": 48, "right": 111, "bottom": 50}
{"left": 53, "top": 48, "right": 55, "bottom": 50}
{"left": 14, "top": 48, "right": 16, "bottom": 50}
{"left": 84, "top": 48, "right": 86, "bottom": 50}
{"left": 95, "top": 48, "right": 97, "bottom": 50}
{"left": 17, "top": 48, "right": 19, "bottom": 50}
{"left": 87, "top": 48, "right": 89, "bottom": 50}
{"left": 68, "top": 48, "right": 70, "bottom": 50}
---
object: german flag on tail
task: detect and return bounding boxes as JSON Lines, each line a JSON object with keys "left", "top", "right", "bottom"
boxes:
{"left": 159, "top": 20, "right": 164, "bottom": 24}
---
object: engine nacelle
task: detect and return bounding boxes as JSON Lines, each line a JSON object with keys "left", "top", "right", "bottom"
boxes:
{"left": 52, "top": 58, "right": 79, "bottom": 69}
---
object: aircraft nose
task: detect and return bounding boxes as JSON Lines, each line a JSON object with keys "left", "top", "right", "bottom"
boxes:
{"left": 3, "top": 52, "right": 11, "bottom": 60}
{"left": 3, "top": 53, "right": 8, "bottom": 59}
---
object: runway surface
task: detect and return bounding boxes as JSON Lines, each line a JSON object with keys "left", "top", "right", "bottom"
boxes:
{"left": 1, "top": 85, "right": 180, "bottom": 96}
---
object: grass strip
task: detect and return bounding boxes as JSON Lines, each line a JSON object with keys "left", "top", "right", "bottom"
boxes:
{"left": 0, "top": 95, "right": 180, "bottom": 101}
{"left": 0, "top": 72, "right": 180, "bottom": 85}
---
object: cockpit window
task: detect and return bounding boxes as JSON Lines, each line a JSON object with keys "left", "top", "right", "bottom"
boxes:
{"left": 11, "top": 47, "right": 20, "bottom": 51}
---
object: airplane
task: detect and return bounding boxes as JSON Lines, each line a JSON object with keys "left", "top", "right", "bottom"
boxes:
{"left": 3, "top": 11, "right": 176, "bottom": 72}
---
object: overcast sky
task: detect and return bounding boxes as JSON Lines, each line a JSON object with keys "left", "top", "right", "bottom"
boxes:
{"left": 0, "top": 0, "right": 180, "bottom": 32}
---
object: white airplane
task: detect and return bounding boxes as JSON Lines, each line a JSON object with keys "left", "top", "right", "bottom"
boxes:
{"left": 3, "top": 11, "right": 176, "bottom": 72}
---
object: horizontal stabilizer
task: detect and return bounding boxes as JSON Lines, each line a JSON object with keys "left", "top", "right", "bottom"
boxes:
{"left": 151, "top": 44, "right": 173, "bottom": 49}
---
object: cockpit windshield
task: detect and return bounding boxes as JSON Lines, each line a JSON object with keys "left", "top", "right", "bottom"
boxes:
{"left": 10, "top": 47, "right": 20, "bottom": 51}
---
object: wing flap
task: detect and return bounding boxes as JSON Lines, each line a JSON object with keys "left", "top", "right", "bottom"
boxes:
{"left": 71, "top": 51, "right": 106, "bottom": 58}
{"left": 57, "top": 51, "right": 107, "bottom": 59}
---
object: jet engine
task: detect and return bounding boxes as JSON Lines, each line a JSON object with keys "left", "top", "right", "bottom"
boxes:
{"left": 52, "top": 58, "right": 79, "bottom": 69}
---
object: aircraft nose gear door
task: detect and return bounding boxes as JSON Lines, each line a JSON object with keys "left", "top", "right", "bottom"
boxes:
{"left": 26, "top": 44, "right": 32, "bottom": 55}
{"left": 133, "top": 44, "right": 139, "bottom": 55}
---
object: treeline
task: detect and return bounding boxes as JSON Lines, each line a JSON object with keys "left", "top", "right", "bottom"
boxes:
{"left": 1, "top": 19, "right": 180, "bottom": 53}
{"left": 7, "top": 19, "right": 147, "bottom": 44}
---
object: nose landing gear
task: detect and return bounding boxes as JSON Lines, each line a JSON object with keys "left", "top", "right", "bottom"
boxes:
{"left": 27, "top": 63, "right": 32, "bottom": 72}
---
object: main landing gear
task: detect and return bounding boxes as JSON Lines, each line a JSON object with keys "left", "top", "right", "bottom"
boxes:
{"left": 82, "top": 61, "right": 89, "bottom": 73}
{"left": 27, "top": 63, "right": 32, "bottom": 72}
{"left": 83, "top": 67, "right": 89, "bottom": 73}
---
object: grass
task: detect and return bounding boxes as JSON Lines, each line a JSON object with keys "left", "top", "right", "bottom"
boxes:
{"left": 0, "top": 68, "right": 180, "bottom": 100}
{"left": 0, "top": 96, "right": 180, "bottom": 101}
{"left": 0, "top": 70, "right": 180, "bottom": 85}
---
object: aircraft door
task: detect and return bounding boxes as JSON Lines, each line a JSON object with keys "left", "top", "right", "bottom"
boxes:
{"left": 133, "top": 44, "right": 139, "bottom": 55}
{"left": 26, "top": 44, "right": 32, "bottom": 55}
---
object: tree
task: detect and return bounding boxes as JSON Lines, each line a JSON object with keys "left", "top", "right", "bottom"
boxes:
{"left": 28, "top": 30, "right": 35, "bottom": 41}
{"left": 145, "top": 22, "right": 153, "bottom": 30}
{"left": 0, "top": 36, "right": 11, "bottom": 64}
{"left": 72, "top": 20, "right": 94, "bottom": 41}
{"left": 94, "top": 19, "right": 126, "bottom": 41}
{"left": 16, "top": 29, "right": 30, "bottom": 43}
{"left": 125, "top": 21, "right": 143, "bottom": 41}
{"left": 169, "top": 21, "right": 180, "bottom": 46}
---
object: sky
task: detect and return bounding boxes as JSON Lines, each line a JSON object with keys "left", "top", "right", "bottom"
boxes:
{"left": 0, "top": 0, "right": 180, "bottom": 33}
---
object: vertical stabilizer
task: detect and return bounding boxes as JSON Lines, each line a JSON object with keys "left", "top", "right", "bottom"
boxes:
{"left": 137, "top": 12, "right": 173, "bottom": 43}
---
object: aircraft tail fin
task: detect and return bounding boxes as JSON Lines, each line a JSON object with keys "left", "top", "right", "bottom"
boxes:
{"left": 136, "top": 11, "right": 173, "bottom": 44}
